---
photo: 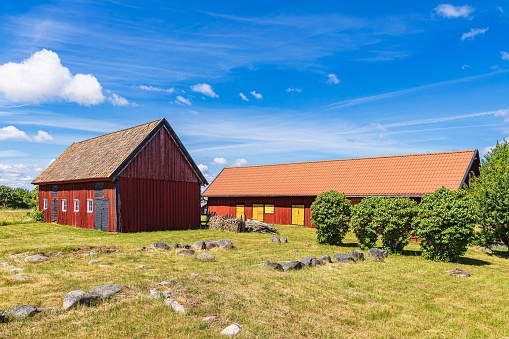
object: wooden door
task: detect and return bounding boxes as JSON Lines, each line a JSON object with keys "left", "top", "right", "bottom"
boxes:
{"left": 252, "top": 204, "right": 264, "bottom": 222}
{"left": 51, "top": 199, "right": 58, "bottom": 222}
{"left": 94, "top": 198, "right": 109, "bottom": 232}
{"left": 236, "top": 204, "right": 245, "bottom": 219}
{"left": 291, "top": 205, "right": 305, "bottom": 225}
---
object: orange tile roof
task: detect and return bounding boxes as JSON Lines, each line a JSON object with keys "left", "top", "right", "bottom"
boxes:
{"left": 203, "top": 150, "right": 478, "bottom": 197}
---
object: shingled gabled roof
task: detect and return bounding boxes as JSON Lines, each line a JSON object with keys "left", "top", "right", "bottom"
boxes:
{"left": 203, "top": 150, "right": 479, "bottom": 197}
{"left": 32, "top": 118, "right": 207, "bottom": 185}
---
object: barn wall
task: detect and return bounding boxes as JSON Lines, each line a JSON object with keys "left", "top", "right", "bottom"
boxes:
{"left": 118, "top": 178, "right": 200, "bottom": 232}
{"left": 207, "top": 196, "right": 317, "bottom": 227}
{"left": 38, "top": 181, "right": 115, "bottom": 231}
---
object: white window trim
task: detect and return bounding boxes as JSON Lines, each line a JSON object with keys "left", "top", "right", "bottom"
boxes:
{"left": 43, "top": 199, "right": 48, "bottom": 210}
{"left": 87, "top": 199, "right": 93, "bottom": 213}
{"left": 74, "top": 199, "right": 79, "bottom": 213}
{"left": 62, "top": 199, "right": 67, "bottom": 212}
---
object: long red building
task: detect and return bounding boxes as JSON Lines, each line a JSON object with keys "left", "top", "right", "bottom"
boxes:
{"left": 203, "top": 150, "right": 480, "bottom": 227}
{"left": 32, "top": 118, "right": 207, "bottom": 232}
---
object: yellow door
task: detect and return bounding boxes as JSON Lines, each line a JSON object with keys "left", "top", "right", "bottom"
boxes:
{"left": 236, "top": 204, "right": 245, "bottom": 219}
{"left": 291, "top": 205, "right": 305, "bottom": 225}
{"left": 252, "top": 204, "right": 264, "bottom": 222}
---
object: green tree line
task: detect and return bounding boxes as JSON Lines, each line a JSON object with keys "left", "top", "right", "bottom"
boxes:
{"left": 0, "top": 185, "right": 38, "bottom": 209}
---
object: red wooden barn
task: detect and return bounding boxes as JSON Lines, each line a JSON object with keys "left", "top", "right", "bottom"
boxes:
{"left": 203, "top": 150, "right": 480, "bottom": 227}
{"left": 32, "top": 118, "right": 208, "bottom": 232}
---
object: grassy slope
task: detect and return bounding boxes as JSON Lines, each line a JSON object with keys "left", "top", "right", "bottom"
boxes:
{"left": 0, "top": 223, "right": 508, "bottom": 338}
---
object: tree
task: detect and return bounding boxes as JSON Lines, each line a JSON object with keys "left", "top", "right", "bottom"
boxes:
{"left": 469, "top": 141, "right": 509, "bottom": 252}
{"left": 414, "top": 187, "right": 476, "bottom": 262}
{"left": 310, "top": 190, "right": 352, "bottom": 245}
{"left": 351, "top": 197, "right": 384, "bottom": 250}
{"left": 377, "top": 197, "right": 418, "bottom": 254}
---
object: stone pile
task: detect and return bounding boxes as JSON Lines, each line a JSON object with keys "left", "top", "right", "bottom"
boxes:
{"left": 446, "top": 268, "right": 470, "bottom": 278}
{"left": 209, "top": 216, "right": 227, "bottom": 231}
{"left": 244, "top": 219, "right": 278, "bottom": 234}
{"left": 270, "top": 236, "right": 288, "bottom": 244}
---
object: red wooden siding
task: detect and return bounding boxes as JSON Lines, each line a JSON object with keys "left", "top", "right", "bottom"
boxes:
{"left": 39, "top": 182, "right": 115, "bottom": 231}
{"left": 119, "top": 128, "right": 200, "bottom": 183}
{"left": 207, "top": 196, "right": 317, "bottom": 227}
{"left": 118, "top": 178, "right": 200, "bottom": 232}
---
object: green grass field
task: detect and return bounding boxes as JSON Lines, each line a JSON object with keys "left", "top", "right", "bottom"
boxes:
{"left": 1, "top": 222, "right": 508, "bottom": 338}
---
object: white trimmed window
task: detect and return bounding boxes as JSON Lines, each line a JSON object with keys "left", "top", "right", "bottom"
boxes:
{"left": 87, "top": 199, "right": 93, "bottom": 213}
{"left": 74, "top": 199, "right": 79, "bottom": 212}
{"left": 62, "top": 199, "right": 67, "bottom": 212}
{"left": 43, "top": 199, "right": 48, "bottom": 210}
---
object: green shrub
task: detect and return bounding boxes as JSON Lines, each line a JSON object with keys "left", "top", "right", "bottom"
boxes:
{"left": 414, "top": 187, "right": 476, "bottom": 262}
{"left": 377, "top": 197, "right": 418, "bottom": 254}
{"left": 26, "top": 208, "right": 44, "bottom": 222}
{"left": 351, "top": 197, "right": 384, "bottom": 250}
{"left": 310, "top": 190, "right": 351, "bottom": 245}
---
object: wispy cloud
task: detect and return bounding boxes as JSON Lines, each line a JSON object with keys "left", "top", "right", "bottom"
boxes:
{"left": 461, "top": 27, "right": 488, "bottom": 41}
{"left": 326, "top": 74, "right": 340, "bottom": 84}
{"left": 250, "top": 91, "right": 262, "bottom": 99}
{"left": 0, "top": 150, "right": 29, "bottom": 157}
{"left": 286, "top": 88, "right": 302, "bottom": 93}
{"left": 175, "top": 95, "right": 191, "bottom": 105}
{"left": 137, "top": 85, "right": 175, "bottom": 94}
{"left": 239, "top": 93, "right": 249, "bottom": 101}
{"left": 434, "top": 4, "right": 474, "bottom": 18}
{"left": 502, "top": 51, "right": 509, "bottom": 61}
{"left": 191, "top": 83, "right": 219, "bottom": 98}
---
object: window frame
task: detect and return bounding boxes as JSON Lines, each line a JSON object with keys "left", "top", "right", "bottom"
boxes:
{"left": 87, "top": 199, "right": 94, "bottom": 213}
{"left": 74, "top": 199, "right": 79, "bottom": 213}
{"left": 43, "top": 199, "right": 48, "bottom": 210}
{"left": 61, "top": 199, "right": 67, "bottom": 212}
{"left": 264, "top": 203, "right": 275, "bottom": 214}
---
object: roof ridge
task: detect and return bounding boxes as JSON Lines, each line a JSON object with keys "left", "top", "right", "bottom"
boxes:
{"left": 222, "top": 149, "right": 477, "bottom": 170}
{"left": 73, "top": 118, "right": 163, "bottom": 145}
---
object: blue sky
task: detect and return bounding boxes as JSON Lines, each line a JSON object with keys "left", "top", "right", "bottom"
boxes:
{"left": 0, "top": 0, "right": 508, "bottom": 188}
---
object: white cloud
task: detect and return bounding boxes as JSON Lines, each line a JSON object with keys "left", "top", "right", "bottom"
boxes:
{"left": 107, "top": 93, "right": 130, "bottom": 106}
{"left": 191, "top": 83, "right": 219, "bottom": 98}
{"left": 198, "top": 164, "right": 209, "bottom": 172}
{"left": 326, "top": 74, "right": 340, "bottom": 85}
{"left": 497, "top": 6, "right": 503, "bottom": 14}
{"left": 461, "top": 27, "right": 488, "bottom": 40}
{"left": 494, "top": 109, "right": 509, "bottom": 122}
{"left": 175, "top": 96, "right": 191, "bottom": 105}
{"left": 32, "top": 130, "right": 54, "bottom": 142}
{"left": 0, "top": 125, "right": 54, "bottom": 143}
{"left": 212, "top": 157, "right": 227, "bottom": 165}
{"left": 137, "top": 85, "right": 175, "bottom": 94}
{"left": 501, "top": 51, "right": 509, "bottom": 61}
{"left": 0, "top": 163, "right": 37, "bottom": 188}
{"left": 0, "top": 49, "right": 105, "bottom": 106}
{"left": 434, "top": 4, "right": 474, "bottom": 18}
{"left": 462, "top": 64, "right": 471, "bottom": 70}
{"left": 239, "top": 93, "right": 249, "bottom": 101}
{"left": 232, "top": 158, "right": 248, "bottom": 166}
{"left": 250, "top": 91, "right": 263, "bottom": 99}
{"left": 204, "top": 173, "right": 216, "bottom": 183}
{"left": 370, "top": 123, "right": 387, "bottom": 132}
{"left": 286, "top": 88, "right": 302, "bottom": 93}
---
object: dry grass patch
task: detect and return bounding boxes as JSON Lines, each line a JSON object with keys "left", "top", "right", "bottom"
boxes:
{"left": 0, "top": 223, "right": 508, "bottom": 338}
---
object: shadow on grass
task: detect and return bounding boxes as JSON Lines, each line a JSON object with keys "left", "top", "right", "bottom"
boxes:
{"left": 402, "top": 249, "right": 423, "bottom": 257}
{"left": 338, "top": 242, "right": 359, "bottom": 248}
{"left": 487, "top": 250, "right": 509, "bottom": 259}
{"left": 457, "top": 257, "right": 490, "bottom": 266}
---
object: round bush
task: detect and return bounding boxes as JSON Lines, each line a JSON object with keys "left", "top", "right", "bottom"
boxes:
{"left": 414, "top": 187, "right": 476, "bottom": 262}
{"left": 351, "top": 197, "right": 384, "bottom": 250}
{"left": 310, "top": 190, "right": 352, "bottom": 245}
{"left": 377, "top": 197, "right": 417, "bottom": 254}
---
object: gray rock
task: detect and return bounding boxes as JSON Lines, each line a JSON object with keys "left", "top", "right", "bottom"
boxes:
{"left": 221, "top": 323, "right": 242, "bottom": 335}
{"left": 280, "top": 261, "right": 304, "bottom": 271}
{"left": 300, "top": 256, "right": 323, "bottom": 266}
{"left": 165, "top": 298, "right": 186, "bottom": 313}
{"left": 192, "top": 241, "right": 206, "bottom": 250}
{"left": 369, "top": 248, "right": 388, "bottom": 260}
{"left": 62, "top": 290, "right": 100, "bottom": 311}
{"left": 333, "top": 253, "right": 354, "bottom": 264}
{"left": 319, "top": 255, "right": 332, "bottom": 263}
{"left": 168, "top": 243, "right": 181, "bottom": 249}
{"left": 24, "top": 255, "right": 49, "bottom": 262}
{"left": 191, "top": 273, "right": 199, "bottom": 276}
{"left": 88, "top": 259, "right": 101, "bottom": 264}
{"left": 89, "top": 252, "right": 98, "bottom": 256}
{"left": 88, "top": 284, "right": 123, "bottom": 299}
{"left": 181, "top": 243, "right": 191, "bottom": 249}
{"left": 197, "top": 253, "right": 215, "bottom": 260}
{"left": 2, "top": 305, "right": 39, "bottom": 320}
{"left": 446, "top": 268, "right": 470, "bottom": 277}
{"left": 347, "top": 250, "right": 364, "bottom": 262}
{"left": 176, "top": 249, "right": 195, "bottom": 256}
{"left": 149, "top": 289, "right": 171, "bottom": 299}
{"left": 218, "top": 239, "right": 234, "bottom": 249}
{"left": 151, "top": 242, "right": 170, "bottom": 250}
{"left": 54, "top": 253, "right": 62, "bottom": 257}
{"left": 262, "top": 260, "right": 283, "bottom": 270}
{"left": 9, "top": 275, "right": 29, "bottom": 280}
{"left": 205, "top": 240, "right": 219, "bottom": 249}
{"left": 136, "top": 246, "right": 146, "bottom": 251}
{"left": 279, "top": 237, "right": 288, "bottom": 243}
{"left": 270, "top": 236, "right": 280, "bottom": 244}
{"left": 137, "top": 265, "right": 147, "bottom": 269}
{"left": 202, "top": 315, "right": 219, "bottom": 322}
{"left": 10, "top": 268, "right": 24, "bottom": 272}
